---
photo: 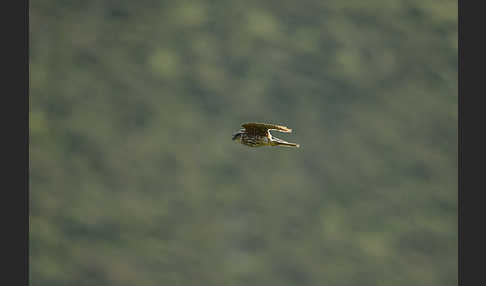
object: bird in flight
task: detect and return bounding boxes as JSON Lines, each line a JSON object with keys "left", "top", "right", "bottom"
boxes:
{"left": 232, "top": 122, "right": 300, "bottom": 148}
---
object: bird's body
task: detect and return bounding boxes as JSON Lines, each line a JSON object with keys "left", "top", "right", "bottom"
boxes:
{"left": 232, "top": 122, "right": 300, "bottom": 148}
{"left": 239, "top": 133, "right": 270, "bottom": 147}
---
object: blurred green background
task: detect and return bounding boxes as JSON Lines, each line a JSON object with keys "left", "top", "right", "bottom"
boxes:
{"left": 29, "top": 0, "right": 457, "bottom": 285}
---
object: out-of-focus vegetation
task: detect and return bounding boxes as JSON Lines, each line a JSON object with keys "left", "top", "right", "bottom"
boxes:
{"left": 29, "top": 0, "right": 457, "bottom": 285}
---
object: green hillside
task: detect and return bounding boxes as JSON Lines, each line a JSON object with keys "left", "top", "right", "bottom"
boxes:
{"left": 30, "top": 1, "right": 457, "bottom": 285}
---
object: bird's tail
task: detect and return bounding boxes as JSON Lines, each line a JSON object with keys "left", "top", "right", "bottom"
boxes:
{"left": 271, "top": 137, "right": 300, "bottom": 148}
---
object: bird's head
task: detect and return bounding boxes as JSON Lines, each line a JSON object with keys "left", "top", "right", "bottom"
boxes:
{"left": 232, "top": 130, "right": 243, "bottom": 142}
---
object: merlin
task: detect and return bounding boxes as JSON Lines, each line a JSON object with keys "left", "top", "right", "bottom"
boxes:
{"left": 232, "top": 122, "right": 300, "bottom": 148}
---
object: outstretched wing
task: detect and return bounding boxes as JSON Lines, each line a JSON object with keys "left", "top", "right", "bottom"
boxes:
{"left": 271, "top": 136, "right": 300, "bottom": 147}
{"left": 242, "top": 122, "right": 292, "bottom": 136}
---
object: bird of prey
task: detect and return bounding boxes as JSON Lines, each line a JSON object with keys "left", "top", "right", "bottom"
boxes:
{"left": 232, "top": 122, "right": 300, "bottom": 148}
